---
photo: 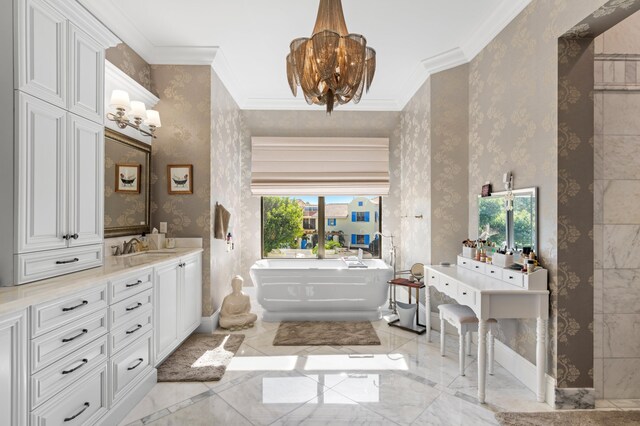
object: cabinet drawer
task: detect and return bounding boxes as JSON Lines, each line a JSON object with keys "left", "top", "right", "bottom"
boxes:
{"left": 503, "top": 271, "right": 524, "bottom": 288}
{"left": 469, "top": 260, "right": 486, "bottom": 274}
{"left": 427, "top": 271, "right": 440, "bottom": 286}
{"left": 110, "top": 306, "right": 153, "bottom": 355}
{"left": 111, "top": 330, "right": 153, "bottom": 403}
{"left": 439, "top": 277, "right": 457, "bottom": 299}
{"left": 31, "top": 363, "right": 108, "bottom": 426}
{"left": 31, "top": 309, "right": 108, "bottom": 373}
{"left": 457, "top": 256, "right": 472, "bottom": 269}
{"left": 15, "top": 244, "right": 103, "bottom": 285}
{"left": 485, "top": 265, "right": 503, "bottom": 280}
{"left": 31, "top": 334, "right": 108, "bottom": 410}
{"left": 109, "top": 268, "right": 153, "bottom": 304}
{"left": 457, "top": 284, "right": 476, "bottom": 307}
{"left": 31, "top": 282, "right": 107, "bottom": 338}
{"left": 110, "top": 288, "right": 153, "bottom": 330}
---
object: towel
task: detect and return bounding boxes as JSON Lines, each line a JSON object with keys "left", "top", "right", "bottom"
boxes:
{"left": 214, "top": 203, "right": 231, "bottom": 240}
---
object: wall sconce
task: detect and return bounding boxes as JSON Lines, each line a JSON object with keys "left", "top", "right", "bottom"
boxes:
{"left": 107, "top": 90, "right": 161, "bottom": 138}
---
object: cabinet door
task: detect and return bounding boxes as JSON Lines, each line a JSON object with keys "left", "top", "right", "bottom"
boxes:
{"left": 16, "top": 93, "right": 68, "bottom": 253}
{"left": 179, "top": 254, "right": 202, "bottom": 337}
{"left": 154, "top": 262, "right": 180, "bottom": 364}
{"left": 67, "top": 114, "right": 104, "bottom": 247}
{"left": 0, "top": 310, "right": 28, "bottom": 426}
{"left": 16, "top": 0, "right": 67, "bottom": 107}
{"left": 68, "top": 24, "right": 104, "bottom": 123}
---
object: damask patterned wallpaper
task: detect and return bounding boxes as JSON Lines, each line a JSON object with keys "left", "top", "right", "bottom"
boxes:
{"left": 106, "top": 43, "right": 154, "bottom": 94}
{"left": 239, "top": 111, "right": 402, "bottom": 283}
{"left": 397, "top": 65, "right": 469, "bottom": 314}
{"left": 467, "top": 0, "right": 638, "bottom": 389}
{"left": 210, "top": 71, "right": 245, "bottom": 313}
{"left": 149, "top": 65, "right": 215, "bottom": 315}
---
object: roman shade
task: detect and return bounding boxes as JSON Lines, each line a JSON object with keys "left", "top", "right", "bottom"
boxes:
{"left": 250, "top": 137, "right": 390, "bottom": 195}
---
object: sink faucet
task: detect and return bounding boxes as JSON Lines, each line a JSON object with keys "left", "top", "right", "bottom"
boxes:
{"left": 123, "top": 237, "right": 141, "bottom": 255}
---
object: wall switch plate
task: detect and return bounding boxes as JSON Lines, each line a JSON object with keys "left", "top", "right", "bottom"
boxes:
{"left": 160, "top": 222, "right": 167, "bottom": 233}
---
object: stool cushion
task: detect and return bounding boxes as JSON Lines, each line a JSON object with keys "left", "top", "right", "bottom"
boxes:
{"left": 438, "top": 304, "right": 497, "bottom": 324}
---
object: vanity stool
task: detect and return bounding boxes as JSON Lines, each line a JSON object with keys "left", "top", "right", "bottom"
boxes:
{"left": 438, "top": 304, "right": 496, "bottom": 376}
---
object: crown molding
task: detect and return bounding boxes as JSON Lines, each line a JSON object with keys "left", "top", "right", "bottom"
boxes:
{"left": 461, "top": 0, "right": 532, "bottom": 61}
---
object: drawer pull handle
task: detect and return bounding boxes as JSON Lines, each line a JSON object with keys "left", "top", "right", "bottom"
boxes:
{"left": 71, "top": 233, "right": 79, "bottom": 240}
{"left": 62, "top": 358, "right": 88, "bottom": 375}
{"left": 62, "top": 300, "right": 88, "bottom": 312}
{"left": 62, "top": 234, "right": 70, "bottom": 240}
{"left": 62, "top": 329, "right": 88, "bottom": 343}
{"left": 56, "top": 258, "right": 79, "bottom": 265}
{"left": 126, "top": 324, "right": 143, "bottom": 335}
{"left": 490, "top": 271, "right": 495, "bottom": 274}
{"left": 463, "top": 292, "right": 467, "bottom": 295}
{"left": 431, "top": 276, "right": 435, "bottom": 279}
{"left": 126, "top": 280, "right": 143, "bottom": 288}
{"left": 128, "top": 358, "right": 144, "bottom": 371}
{"left": 475, "top": 266, "right": 479, "bottom": 269}
{"left": 509, "top": 276, "right": 514, "bottom": 279}
{"left": 445, "top": 283, "right": 449, "bottom": 286}
{"left": 126, "top": 302, "right": 143, "bottom": 312}
{"left": 64, "top": 402, "right": 90, "bottom": 422}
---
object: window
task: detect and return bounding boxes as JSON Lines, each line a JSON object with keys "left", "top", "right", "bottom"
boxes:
{"left": 262, "top": 196, "right": 318, "bottom": 258}
{"left": 262, "top": 196, "right": 382, "bottom": 259}
{"left": 352, "top": 212, "right": 370, "bottom": 222}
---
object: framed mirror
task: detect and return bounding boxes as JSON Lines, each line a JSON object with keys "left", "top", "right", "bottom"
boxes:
{"left": 104, "top": 129, "right": 151, "bottom": 238}
{"left": 477, "top": 187, "right": 538, "bottom": 252}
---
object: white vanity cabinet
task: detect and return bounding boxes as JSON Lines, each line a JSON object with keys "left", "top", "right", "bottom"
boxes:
{"left": 0, "top": 310, "right": 28, "bottom": 426}
{"left": 179, "top": 254, "right": 203, "bottom": 337}
{"left": 3, "top": 0, "right": 117, "bottom": 286}
{"left": 16, "top": 0, "right": 105, "bottom": 123}
{"left": 15, "top": 93, "right": 104, "bottom": 284}
{"left": 154, "top": 253, "right": 202, "bottom": 364}
{"left": 16, "top": 0, "right": 68, "bottom": 108}
{"left": 28, "top": 287, "right": 110, "bottom": 424}
{"left": 67, "top": 23, "right": 105, "bottom": 123}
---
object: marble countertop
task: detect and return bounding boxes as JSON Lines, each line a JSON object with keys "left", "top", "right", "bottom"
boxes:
{"left": 0, "top": 248, "right": 203, "bottom": 316}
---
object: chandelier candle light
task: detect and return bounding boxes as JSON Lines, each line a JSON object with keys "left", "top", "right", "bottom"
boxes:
{"left": 286, "top": 0, "right": 376, "bottom": 114}
{"left": 107, "top": 89, "right": 162, "bottom": 138}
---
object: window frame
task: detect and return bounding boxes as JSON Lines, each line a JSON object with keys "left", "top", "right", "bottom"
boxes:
{"left": 260, "top": 196, "right": 383, "bottom": 259}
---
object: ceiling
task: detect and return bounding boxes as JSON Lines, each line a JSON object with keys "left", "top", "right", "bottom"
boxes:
{"left": 79, "top": 0, "right": 530, "bottom": 111}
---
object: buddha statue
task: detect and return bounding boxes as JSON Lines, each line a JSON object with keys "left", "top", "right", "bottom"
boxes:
{"left": 219, "top": 275, "right": 257, "bottom": 330}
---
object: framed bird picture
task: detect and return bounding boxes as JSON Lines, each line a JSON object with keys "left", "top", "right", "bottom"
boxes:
{"left": 167, "top": 164, "right": 193, "bottom": 194}
{"left": 115, "top": 164, "right": 141, "bottom": 193}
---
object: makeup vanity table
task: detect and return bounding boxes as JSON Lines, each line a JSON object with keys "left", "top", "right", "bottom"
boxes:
{"left": 425, "top": 256, "right": 549, "bottom": 404}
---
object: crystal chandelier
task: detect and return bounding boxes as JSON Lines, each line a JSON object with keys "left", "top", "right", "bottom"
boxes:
{"left": 286, "top": 0, "right": 376, "bottom": 114}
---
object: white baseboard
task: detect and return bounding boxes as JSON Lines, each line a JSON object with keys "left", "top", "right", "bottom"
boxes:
{"left": 196, "top": 308, "right": 220, "bottom": 334}
{"left": 428, "top": 312, "right": 555, "bottom": 407}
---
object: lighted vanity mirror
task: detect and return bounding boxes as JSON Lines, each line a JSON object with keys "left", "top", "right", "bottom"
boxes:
{"left": 477, "top": 187, "right": 537, "bottom": 252}
{"left": 104, "top": 129, "right": 151, "bottom": 238}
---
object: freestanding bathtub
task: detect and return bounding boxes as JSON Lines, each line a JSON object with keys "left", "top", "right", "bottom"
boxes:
{"left": 250, "top": 259, "right": 393, "bottom": 321}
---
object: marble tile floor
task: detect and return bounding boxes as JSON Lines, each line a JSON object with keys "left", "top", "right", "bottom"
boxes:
{"left": 120, "top": 319, "right": 631, "bottom": 426}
